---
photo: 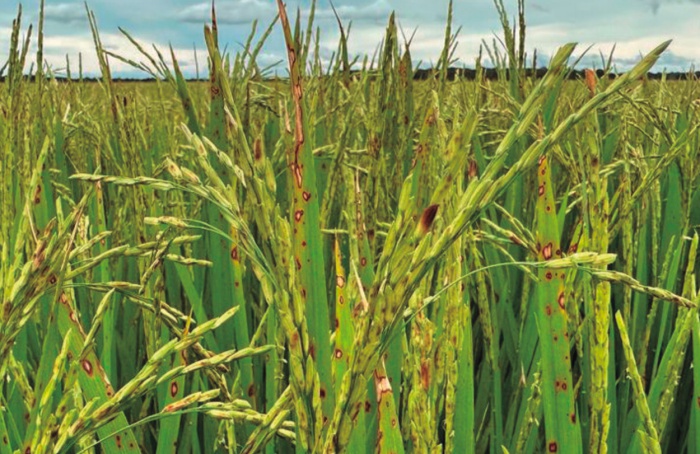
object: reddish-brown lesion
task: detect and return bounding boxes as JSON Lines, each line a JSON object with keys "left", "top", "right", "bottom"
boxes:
{"left": 542, "top": 242, "right": 553, "bottom": 260}
{"left": 81, "top": 359, "right": 94, "bottom": 377}
{"left": 170, "top": 381, "right": 179, "bottom": 397}
{"left": 420, "top": 360, "right": 430, "bottom": 390}
{"left": 554, "top": 379, "right": 569, "bottom": 392}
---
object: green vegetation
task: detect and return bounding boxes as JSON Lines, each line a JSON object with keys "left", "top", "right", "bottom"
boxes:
{"left": 1, "top": 0, "right": 699, "bottom": 452}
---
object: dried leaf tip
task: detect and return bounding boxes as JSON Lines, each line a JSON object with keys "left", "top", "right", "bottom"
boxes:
{"left": 585, "top": 68, "right": 596, "bottom": 97}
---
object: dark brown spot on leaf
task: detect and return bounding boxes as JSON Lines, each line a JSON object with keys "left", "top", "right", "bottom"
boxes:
{"left": 33, "top": 185, "right": 42, "bottom": 204}
{"left": 419, "top": 204, "right": 439, "bottom": 234}
{"left": 367, "top": 229, "right": 375, "bottom": 241}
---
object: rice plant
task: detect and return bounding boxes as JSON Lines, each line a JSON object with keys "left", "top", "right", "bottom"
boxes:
{"left": 0, "top": 0, "right": 698, "bottom": 452}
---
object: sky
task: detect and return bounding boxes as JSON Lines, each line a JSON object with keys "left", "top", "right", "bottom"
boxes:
{"left": 1, "top": 0, "right": 699, "bottom": 78}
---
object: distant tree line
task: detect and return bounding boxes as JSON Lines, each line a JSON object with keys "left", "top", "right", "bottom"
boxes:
{"left": 1, "top": 67, "right": 698, "bottom": 83}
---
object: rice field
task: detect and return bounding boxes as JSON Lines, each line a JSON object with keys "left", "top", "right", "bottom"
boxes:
{"left": 1, "top": 0, "right": 699, "bottom": 452}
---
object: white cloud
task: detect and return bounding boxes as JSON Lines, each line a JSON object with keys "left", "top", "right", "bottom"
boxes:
{"left": 45, "top": 3, "right": 87, "bottom": 24}
{"left": 0, "top": 29, "right": 208, "bottom": 78}
{"left": 320, "top": 14, "right": 696, "bottom": 72}
{"left": 515, "top": 11, "right": 698, "bottom": 71}
{"left": 315, "top": 0, "right": 391, "bottom": 21}
{"left": 178, "top": 0, "right": 277, "bottom": 25}
{"left": 177, "top": 0, "right": 391, "bottom": 25}
{"left": 2, "top": 0, "right": 699, "bottom": 77}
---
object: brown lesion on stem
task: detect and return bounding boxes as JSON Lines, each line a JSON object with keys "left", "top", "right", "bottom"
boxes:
{"left": 276, "top": 0, "right": 306, "bottom": 167}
